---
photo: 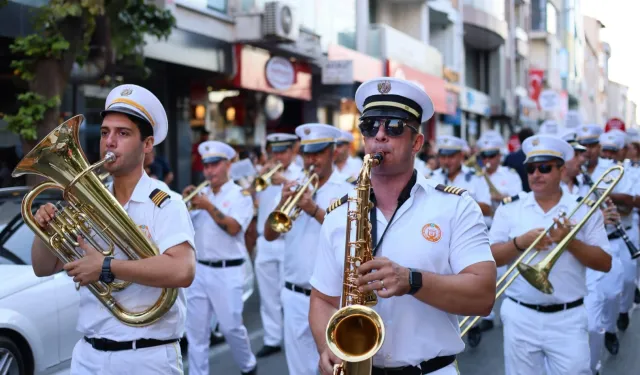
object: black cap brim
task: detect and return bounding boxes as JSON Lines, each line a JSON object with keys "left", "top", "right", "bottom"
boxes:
{"left": 360, "top": 108, "right": 413, "bottom": 121}
{"left": 524, "top": 155, "right": 562, "bottom": 164}
{"left": 578, "top": 138, "right": 599, "bottom": 146}
{"left": 438, "top": 149, "right": 462, "bottom": 156}
{"left": 479, "top": 151, "right": 500, "bottom": 158}
{"left": 202, "top": 156, "right": 226, "bottom": 164}
{"left": 336, "top": 141, "right": 350, "bottom": 146}
{"left": 271, "top": 145, "right": 292, "bottom": 153}
{"left": 302, "top": 142, "right": 332, "bottom": 154}
{"left": 601, "top": 145, "right": 619, "bottom": 152}
{"left": 101, "top": 108, "right": 151, "bottom": 126}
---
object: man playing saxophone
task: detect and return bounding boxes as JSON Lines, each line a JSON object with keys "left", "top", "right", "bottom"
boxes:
{"left": 29, "top": 85, "right": 196, "bottom": 374}
{"left": 309, "top": 77, "right": 497, "bottom": 375}
{"left": 490, "top": 134, "right": 612, "bottom": 375}
{"left": 263, "top": 123, "right": 352, "bottom": 375}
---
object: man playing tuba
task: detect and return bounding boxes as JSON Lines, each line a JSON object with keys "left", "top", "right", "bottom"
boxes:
{"left": 29, "top": 85, "right": 196, "bottom": 374}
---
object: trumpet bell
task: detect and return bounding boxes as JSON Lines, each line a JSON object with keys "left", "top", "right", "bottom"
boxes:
{"left": 326, "top": 305, "right": 385, "bottom": 363}
{"left": 254, "top": 178, "right": 268, "bottom": 192}
{"left": 517, "top": 263, "right": 554, "bottom": 294}
{"left": 268, "top": 211, "right": 292, "bottom": 233}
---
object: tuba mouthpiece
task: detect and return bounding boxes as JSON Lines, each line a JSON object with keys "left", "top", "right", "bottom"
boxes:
{"left": 105, "top": 152, "right": 116, "bottom": 163}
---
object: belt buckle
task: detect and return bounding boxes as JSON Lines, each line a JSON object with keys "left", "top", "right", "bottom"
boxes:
{"left": 221, "top": 260, "right": 226, "bottom": 267}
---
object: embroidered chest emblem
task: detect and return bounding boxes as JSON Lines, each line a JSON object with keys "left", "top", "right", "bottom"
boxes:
{"left": 222, "top": 201, "right": 231, "bottom": 208}
{"left": 422, "top": 223, "right": 442, "bottom": 243}
{"left": 138, "top": 224, "right": 152, "bottom": 240}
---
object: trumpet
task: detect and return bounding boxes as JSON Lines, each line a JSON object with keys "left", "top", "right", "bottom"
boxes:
{"left": 12, "top": 115, "right": 178, "bottom": 327}
{"left": 581, "top": 167, "right": 640, "bottom": 259}
{"left": 183, "top": 180, "right": 211, "bottom": 211}
{"left": 459, "top": 165, "right": 623, "bottom": 337}
{"left": 253, "top": 162, "right": 283, "bottom": 192}
{"left": 267, "top": 166, "right": 319, "bottom": 233}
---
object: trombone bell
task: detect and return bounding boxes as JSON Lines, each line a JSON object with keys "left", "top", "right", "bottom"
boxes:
{"left": 516, "top": 263, "right": 554, "bottom": 294}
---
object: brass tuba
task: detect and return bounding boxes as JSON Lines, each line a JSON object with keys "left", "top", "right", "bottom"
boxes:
{"left": 11, "top": 115, "right": 178, "bottom": 327}
{"left": 267, "top": 166, "right": 319, "bottom": 233}
{"left": 183, "top": 180, "right": 211, "bottom": 211}
{"left": 326, "top": 152, "right": 385, "bottom": 375}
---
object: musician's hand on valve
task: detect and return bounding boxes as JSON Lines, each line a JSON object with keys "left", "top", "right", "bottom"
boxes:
{"left": 319, "top": 348, "right": 342, "bottom": 375}
{"left": 517, "top": 228, "right": 550, "bottom": 250}
{"left": 356, "top": 257, "right": 411, "bottom": 298}
{"left": 278, "top": 181, "right": 297, "bottom": 207}
{"left": 548, "top": 216, "right": 572, "bottom": 244}
{"left": 270, "top": 171, "right": 287, "bottom": 186}
{"left": 63, "top": 236, "right": 104, "bottom": 286}
{"left": 34, "top": 203, "right": 57, "bottom": 228}
{"left": 190, "top": 193, "right": 211, "bottom": 211}
{"left": 297, "top": 187, "right": 316, "bottom": 215}
{"left": 181, "top": 185, "right": 196, "bottom": 197}
{"left": 602, "top": 204, "right": 620, "bottom": 226}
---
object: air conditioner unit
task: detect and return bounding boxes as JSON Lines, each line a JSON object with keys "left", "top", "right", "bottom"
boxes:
{"left": 263, "top": 1, "right": 299, "bottom": 43}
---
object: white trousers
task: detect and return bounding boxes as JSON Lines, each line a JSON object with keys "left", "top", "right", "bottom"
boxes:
{"left": 282, "top": 287, "right": 319, "bottom": 375}
{"left": 501, "top": 298, "right": 591, "bottom": 375}
{"left": 255, "top": 236, "right": 284, "bottom": 346}
{"left": 70, "top": 338, "right": 183, "bottom": 375}
{"left": 584, "top": 287, "right": 606, "bottom": 375}
{"left": 619, "top": 225, "right": 639, "bottom": 314}
{"left": 185, "top": 263, "right": 256, "bottom": 374}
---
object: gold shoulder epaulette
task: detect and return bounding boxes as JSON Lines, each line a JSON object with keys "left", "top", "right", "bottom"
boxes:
{"left": 150, "top": 188, "right": 171, "bottom": 208}
{"left": 346, "top": 176, "right": 357, "bottom": 185}
{"left": 576, "top": 196, "right": 596, "bottom": 207}
{"left": 617, "top": 160, "right": 624, "bottom": 166}
{"left": 326, "top": 194, "right": 349, "bottom": 214}
{"left": 435, "top": 184, "right": 467, "bottom": 196}
{"left": 502, "top": 195, "right": 520, "bottom": 205}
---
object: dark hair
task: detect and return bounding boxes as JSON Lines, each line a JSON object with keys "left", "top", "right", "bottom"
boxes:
{"left": 126, "top": 114, "right": 154, "bottom": 141}
{"left": 518, "top": 127, "right": 534, "bottom": 144}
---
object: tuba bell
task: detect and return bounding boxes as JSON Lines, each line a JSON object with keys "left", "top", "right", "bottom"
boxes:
{"left": 11, "top": 114, "right": 178, "bottom": 327}
{"left": 267, "top": 165, "right": 319, "bottom": 233}
{"left": 326, "top": 152, "right": 385, "bottom": 375}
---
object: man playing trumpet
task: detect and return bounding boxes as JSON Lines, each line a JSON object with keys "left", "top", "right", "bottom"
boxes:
{"left": 490, "top": 134, "right": 612, "bottom": 375}
{"left": 263, "top": 123, "right": 352, "bottom": 375}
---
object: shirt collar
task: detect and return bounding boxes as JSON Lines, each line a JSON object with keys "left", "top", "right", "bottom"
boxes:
{"left": 109, "top": 171, "right": 153, "bottom": 203}
{"left": 523, "top": 188, "right": 574, "bottom": 210}
{"left": 215, "top": 179, "right": 235, "bottom": 195}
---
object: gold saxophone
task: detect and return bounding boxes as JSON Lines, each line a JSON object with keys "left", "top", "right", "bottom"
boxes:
{"left": 325, "top": 152, "right": 386, "bottom": 375}
{"left": 11, "top": 115, "right": 178, "bottom": 327}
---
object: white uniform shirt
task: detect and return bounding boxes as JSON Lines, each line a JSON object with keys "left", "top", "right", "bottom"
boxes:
{"left": 190, "top": 180, "right": 253, "bottom": 261}
{"left": 277, "top": 171, "right": 352, "bottom": 289}
{"left": 310, "top": 173, "right": 494, "bottom": 368}
{"left": 584, "top": 158, "right": 634, "bottom": 230}
{"left": 489, "top": 190, "right": 610, "bottom": 304}
{"left": 335, "top": 156, "right": 363, "bottom": 179}
{"left": 429, "top": 165, "right": 491, "bottom": 207}
{"left": 78, "top": 172, "right": 195, "bottom": 341}
{"left": 485, "top": 166, "right": 523, "bottom": 228}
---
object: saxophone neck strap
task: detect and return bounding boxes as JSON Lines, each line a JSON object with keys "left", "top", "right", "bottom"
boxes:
{"left": 371, "top": 169, "right": 418, "bottom": 256}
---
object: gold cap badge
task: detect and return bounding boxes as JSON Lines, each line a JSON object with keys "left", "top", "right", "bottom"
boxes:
{"left": 121, "top": 88, "right": 133, "bottom": 96}
{"left": 304, "top": 128, "right": 311, "bottom": 135}
{"left": 377, "top": 80, "right": 391, "bottom": 94}
{"left": 532, "top": 139, "right": 540, "bottom": 146}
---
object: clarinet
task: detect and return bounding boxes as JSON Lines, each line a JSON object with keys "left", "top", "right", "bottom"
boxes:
{"left": 581, "top": 168, "right": 640, "bottom": 259}
{"left": 443, "top": 167, "right": 449, "bottom": 185}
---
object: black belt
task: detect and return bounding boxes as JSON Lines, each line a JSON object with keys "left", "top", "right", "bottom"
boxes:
{"left": 284, "top": 281, "right": 311, "bottom": 296}
{"left": 84, "top": 337, "right": 179, "bottom": 352}
{"left": 198, "top": 258, "right": 244, "bottom": 268}
{"left": 608, "top": 227, "right": 632, "bottom": 240}
{"left": 508, "top": 297, "right": 583, "bottom": 313}
{"left": 372, "top": 355, "right": 456, "bottom": 375}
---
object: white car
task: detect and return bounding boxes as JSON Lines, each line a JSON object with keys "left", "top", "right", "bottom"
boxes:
{"left": 0, "top": 187, "right": 255, "bottom": 375}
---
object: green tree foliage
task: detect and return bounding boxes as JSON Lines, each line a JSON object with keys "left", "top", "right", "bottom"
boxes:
{"left": 4, "top": 0, "right": 175, "bottom": 141}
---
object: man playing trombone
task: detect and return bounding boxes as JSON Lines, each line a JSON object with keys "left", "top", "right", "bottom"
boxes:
{"left": 263, "top": 123, "right": 352, "bottom": 375}
{"left": 254, "top": 133, "right": 303, "bottom": 358}
{"left": 182, "top": 140, "right": 257, "bottom": 375}
{"left": 490, "top": 134, "right": 612, "bottom": 375}
{"left": 30, "top": 85, "right": 196, "bottom": 374}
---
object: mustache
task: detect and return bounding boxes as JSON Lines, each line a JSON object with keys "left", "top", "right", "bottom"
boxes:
{"left": 371, "top": 145, "right": 393, "bottom": 154}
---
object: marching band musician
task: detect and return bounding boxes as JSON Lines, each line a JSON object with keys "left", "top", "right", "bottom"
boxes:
{"left": 263, "top": 123, "right": 353, "bottom": 375}
{"left": 30, "top": 85, "right": 196, "bottom": 374}
{"left": 429, "top": 135, "right": 493, "bottom": 217}
{"left": 334, "top": 129, "right": 363, "bottom": 180}
{"left": 490, "top": 134, "right": 612, "bottom": 375}
{"left": 182, "top": 140, "right": 257, "bottom": 375}
{"left": 310, "top": 77, "right": 497, "bottom": 375}
{"left": 577, "top": 125, "right": 636, "bottom": 354}
{"left": 254, "top": 133, "right": 303, "bottom": 358}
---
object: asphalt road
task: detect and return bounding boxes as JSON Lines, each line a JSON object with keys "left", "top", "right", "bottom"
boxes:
{"left": 191, "top": 293, "right": 640, "bottom": 375}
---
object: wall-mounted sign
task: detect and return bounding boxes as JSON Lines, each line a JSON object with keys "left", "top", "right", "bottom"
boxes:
{"left": 265, "top": 56, "right": 295, "bottom": 90}
{"left": 322, "top": 60, "right": 354, "bottom": 85}
{"left": 538, "top": 89, "right": 560, "bottom": 111}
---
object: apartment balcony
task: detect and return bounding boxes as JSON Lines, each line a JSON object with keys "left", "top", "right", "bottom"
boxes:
{"left": 515, "top": 26, "right": 528, "bottom": 58}
{"left": 463, "top": 1, "right": 508, "bottom": 50}
{"left": 429, "top": 0, "right": 459, "bottom": 27}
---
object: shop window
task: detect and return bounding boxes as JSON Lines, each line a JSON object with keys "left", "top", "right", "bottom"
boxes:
{"left": 207, "top": 0, "right": 227, "bottom": 13}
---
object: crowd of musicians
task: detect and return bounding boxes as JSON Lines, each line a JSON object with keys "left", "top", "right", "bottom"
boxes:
{"left": 20, "top": 76, "right": 640, "bottom": 375}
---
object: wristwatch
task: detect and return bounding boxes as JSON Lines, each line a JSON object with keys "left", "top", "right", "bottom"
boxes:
{"left": 408, "top": 268, "right": 423, "bottom": 295}
{"left": 99, "top": 256, "right": 115, "bottom": 284}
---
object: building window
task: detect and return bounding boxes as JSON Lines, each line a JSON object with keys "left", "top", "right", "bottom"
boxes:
{"left": 207, "top": 0, "right": 227, "bottom": 13}
{"left": 546, "top": 2, "right": 557, "bottom": 35}
{"left": 531, "top": 0, "right": 546, "bottom": 31}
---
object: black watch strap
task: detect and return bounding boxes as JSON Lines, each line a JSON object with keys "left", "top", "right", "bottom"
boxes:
{"left": 100, "top": 256, "right": 114, "bottom": 284}
{"left": 408, "top": 268, "right": 422, "bottom": 295}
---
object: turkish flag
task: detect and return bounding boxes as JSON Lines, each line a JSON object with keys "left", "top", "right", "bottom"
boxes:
{"left": 528, "top": 69, "right": 544, "bottom": 106}
{"left": 508, "top": 134, "right": 521, "bottom": 152}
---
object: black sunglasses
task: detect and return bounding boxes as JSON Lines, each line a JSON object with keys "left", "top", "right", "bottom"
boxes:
{"left": 525, "top": 164, "right": 557, "bottom": 174}
{"left": 479, "top": 152, "right": 499, "bottom": 159}
{"left": 358, "top": 118, "right": 418, "bottom": 137}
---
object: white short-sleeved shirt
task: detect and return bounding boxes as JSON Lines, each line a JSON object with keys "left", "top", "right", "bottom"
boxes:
{"left": 78, "top": 172, "right": 195, "bottom": 341}
{"left": 429, "top": 165, "right": 491, "bottom": 206}
{"left": 190, "top": 180, "right": 254, "bottom": 261}
{"left": 584, "top": 158, "right": 634, "bottom": 230}
{"left": 334, "top": 156, "right": 363, "bottom": 180}
{"left": 485, "top": 166, "right": 524, "bottom": 228}
{"left": 489, "top": 190, "right": 610, "bottom": 304}
{"left": 277, "top": 171, "right": 352, "bottom": 289}
{"left": 310, "top": 173, "right": 494, "bottom": 368}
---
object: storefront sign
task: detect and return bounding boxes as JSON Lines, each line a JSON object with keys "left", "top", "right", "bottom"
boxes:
{"left": 461, "top": 87, "right": 490, "bottom": 117}
{"left": 565, "top": 110, "right": 582, "bottom": 128}
{"left": 322, "top": 60, "right": 354, "bottom": 85}
{"left": 387, "top": 59, "right": 450, "bottom": 115}
{"left": 538, "top": 89, "right": 560, "bottom": 111}
{"left": 327, "top": 44, "right": 384, "bottom": 83}
{"left": 265, "top": 56, "right": 295, "bottom": 90}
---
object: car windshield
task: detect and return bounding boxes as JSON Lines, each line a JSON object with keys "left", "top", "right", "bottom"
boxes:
{"left": 0, "top": 189, "right": 60, "bottom": 265}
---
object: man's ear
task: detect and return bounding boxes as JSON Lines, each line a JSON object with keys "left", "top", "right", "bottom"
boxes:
{"left": 412, "top": 133, "right": 424, "bottom": 154}
{"left": 143, "top": 137, "right": 155, "bottom": 153}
